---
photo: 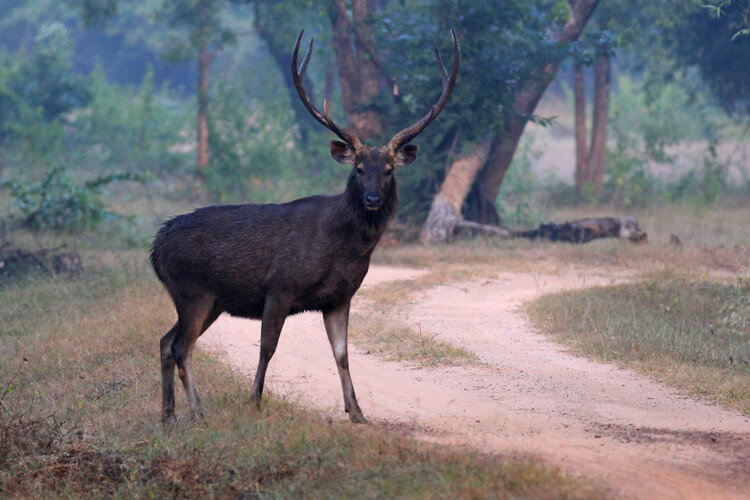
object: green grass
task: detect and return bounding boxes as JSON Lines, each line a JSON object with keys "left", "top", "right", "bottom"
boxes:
{"left": 527, "top": 276, "right": 750, "bottom": 414}
{"left": 0, "top": 261, "right": 592, "bottom": 498}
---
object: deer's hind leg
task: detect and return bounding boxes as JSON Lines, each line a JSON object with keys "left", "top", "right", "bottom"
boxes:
{"left": 164, "top": 293, "right": 221, "bottom": 420}
{"left": 160, "top": 323, "right": 180, "bottom": 422}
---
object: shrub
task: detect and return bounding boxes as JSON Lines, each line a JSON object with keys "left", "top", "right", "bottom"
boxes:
{"left": 1, "top": 166, "right": 146, "bottom": 232}
{"left": 69, "top": 66, "right": 187, "bottom": 175}
{"left": 206, "top": 79, "right": 338, "bottom": 203}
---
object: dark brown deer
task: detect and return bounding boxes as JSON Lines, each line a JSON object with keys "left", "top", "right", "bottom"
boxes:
{"left": 151, "top": 30, "right": 459, "bottom": 424}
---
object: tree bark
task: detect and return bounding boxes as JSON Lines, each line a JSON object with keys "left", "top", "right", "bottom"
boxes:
{"left": 587, "top": 51, "right": 610, "bottom": 193}
{"left": 196, "top": 48, "right": 212, "bottom": 177}
{"left": 574, "top": 62, "right": 588, "bottom": 194}
{"left": 421, "top": 0, "right": 601, "bottom": 241}
{"left": 328, "top": 0, "right": 386, "bottom": 141}
{"left": 419, "top": 132, "right": 494, "bottom": 244}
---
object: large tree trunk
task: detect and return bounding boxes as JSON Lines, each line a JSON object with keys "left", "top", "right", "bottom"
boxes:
{"left": 328, "top": 0, "right": 386, "bottom": 141}
{"left": 196, "top": 48, "right": 211, "bottom": 177}
{"left": 420, "top": 132, "right": 494, "bottom": 244}
{"left": 421, "top": 0, "right": 601, "bottom": 241}
{"left": 574, "top": 62, "right": 589, "bottom": 194}
{"left": 472, "top": 77, "right": 558, "bottom": 224}
{"left": 587, "top": 51, "right": 611, "bottom": 193}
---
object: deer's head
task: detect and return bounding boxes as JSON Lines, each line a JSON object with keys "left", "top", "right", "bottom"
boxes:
{"left": 292, "top": 30, "right": 459, "bottom": 211}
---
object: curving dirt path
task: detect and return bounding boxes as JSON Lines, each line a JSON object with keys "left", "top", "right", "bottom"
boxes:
{"left": 202, "top": 266, "right": 750, "bottom": 499}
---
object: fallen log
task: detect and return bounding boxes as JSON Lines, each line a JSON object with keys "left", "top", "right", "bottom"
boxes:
{"left": 512, "top": 217, "right": 647, "bottom": 244}
{"left": 0, "top": 242, "right": 83, "bottom": 280}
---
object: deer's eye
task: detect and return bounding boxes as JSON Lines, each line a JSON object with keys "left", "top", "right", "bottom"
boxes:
{"left": 384, "top": 167, "right": 394, "bottom": 176}
{"left": 355, "top": 165, "right": 364, "bottom": 174}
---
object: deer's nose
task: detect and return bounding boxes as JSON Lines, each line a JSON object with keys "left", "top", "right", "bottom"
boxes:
{"left": 364, "top": 192, "right": 381, "bottom": 209}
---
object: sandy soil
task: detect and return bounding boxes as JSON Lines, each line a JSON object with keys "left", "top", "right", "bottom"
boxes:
{"left": 202, "top": 266, "right": 750, "bottom": 499}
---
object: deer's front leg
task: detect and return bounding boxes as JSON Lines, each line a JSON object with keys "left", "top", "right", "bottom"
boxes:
{"left": 323, "top": 301, "right": 367, "bottom": 424}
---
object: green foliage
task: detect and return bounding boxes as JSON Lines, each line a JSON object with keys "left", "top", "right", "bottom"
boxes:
{"left": 0, "top": 23, "right": 90, "bottom": 155}
{"left": 154, "top": 0, "right": 238, "bottom": 62}
{"left": 670, "top": 139, "right": 729, "bottom": 204}
{"left": 69, "top": 65, "right": 187, "bottom": 174}
{"left": 704, "top": 0, "right": 750, "bottom": 40}
{"left": 497, "top": 136, "right": 547, "bottom": 228}
{"left": 601, "top": 74, "right": 730, "bottom": 206}
{"left": 206, "top": 78, "right": 339, "bottom": 203}
{"left": 670, "top": 0, "right": 750, "bottom": 115}
{"left": 1, "top": 166, "right": 146, "bottom": 231}
{"left": 11, "top": 23, "right": 91, "bottom": 120}
{"left": 382, "top": 0, "right": 574, "bottom": 221}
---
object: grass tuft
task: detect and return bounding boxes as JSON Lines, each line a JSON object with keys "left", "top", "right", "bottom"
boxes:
{"left": 527, "top": 276, "right": 750, "bottom": 413}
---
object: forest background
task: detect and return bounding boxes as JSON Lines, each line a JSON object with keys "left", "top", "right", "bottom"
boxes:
{"left": 0, "top": 0, "right": 749, "bottom": 245}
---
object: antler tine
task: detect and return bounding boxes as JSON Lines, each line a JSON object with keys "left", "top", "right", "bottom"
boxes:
{"left": 388, "top": 29, "right": 460, "bottom": 151}
{"left": 298, "top": 38, "right": 313, "bottom": 80}
{"left": 292, "top": 31, "right": 362, "bottom": 149}
{"left": 434, "top": 45, "right": 449, "bottom": 84}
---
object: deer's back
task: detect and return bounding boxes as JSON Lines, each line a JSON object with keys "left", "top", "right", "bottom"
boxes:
{"left": 150, "top": 198, "right": 375, "bottom": 319}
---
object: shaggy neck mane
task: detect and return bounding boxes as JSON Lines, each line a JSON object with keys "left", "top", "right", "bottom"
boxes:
{"left": 340, "top": 175, "right": 398, "bottom": 241}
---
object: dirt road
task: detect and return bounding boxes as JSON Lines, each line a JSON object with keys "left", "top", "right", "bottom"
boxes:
{"left": 202, "top": 266, "right": 750, "bottom": 499}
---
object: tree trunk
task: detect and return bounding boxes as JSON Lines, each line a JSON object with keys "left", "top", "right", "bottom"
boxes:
{"left": 420, "top": 132, "right": 494, "bottom": 244}
{"left": 421, "top": 0, "right": 600, "bottom": 243}
{"left": 421, "top": 0, "right": 602, "bottom": 242}
{"left": 196, "top": 48, "right": 211, "bottom": 177}
{"left": 574, "top": 63, "right": 589, "bottom": 194}
{"left": 328, "top": 0, "right": 386, "bottom": 141}
{"left": 471, "top": 78, "right": 553, "bottom": 225}
{"left": 587, "top": 51, "right": 610, "bottom": 193}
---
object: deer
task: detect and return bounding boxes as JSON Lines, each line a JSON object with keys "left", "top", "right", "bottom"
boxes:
{"left": 150, "top": 30, "right": 459, "bottom": 424}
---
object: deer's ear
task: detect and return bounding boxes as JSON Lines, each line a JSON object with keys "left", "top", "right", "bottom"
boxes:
{"left": 330, "top": 141, "right": 355, "bottom": 164}
{"left": 394, "top": 144, "right": 418, "bottom": 167}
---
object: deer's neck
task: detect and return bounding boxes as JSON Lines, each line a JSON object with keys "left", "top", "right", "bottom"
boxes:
{"left": 339, "top": 179, "right": 397, "bottom": 244}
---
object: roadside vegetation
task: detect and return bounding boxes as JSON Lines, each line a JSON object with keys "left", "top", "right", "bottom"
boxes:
{"left": 527, "top": 277, "right": 750, "bottom": 414}
{"left": 0, "top": 263, "right": 595, "bottom": 498}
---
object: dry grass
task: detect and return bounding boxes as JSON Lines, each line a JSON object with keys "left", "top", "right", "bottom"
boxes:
{"left": 527, "top": 276, "right": 750, "bottom": 414}
{"left": 352, "top": 277, "right": 478, "bottom": 366}
{"left": 0, "top": 260, "right": 593, "bottom": 498}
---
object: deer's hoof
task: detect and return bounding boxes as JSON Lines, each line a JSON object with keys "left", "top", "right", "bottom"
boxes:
{"left": 161, "top": 411, "right": 177, "bottom": 427}
{"left": 248, "top": 394, "right": 262, "bottom": 410}
{"left": 349, "top": 413, "right": 368, "bottom": 424}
